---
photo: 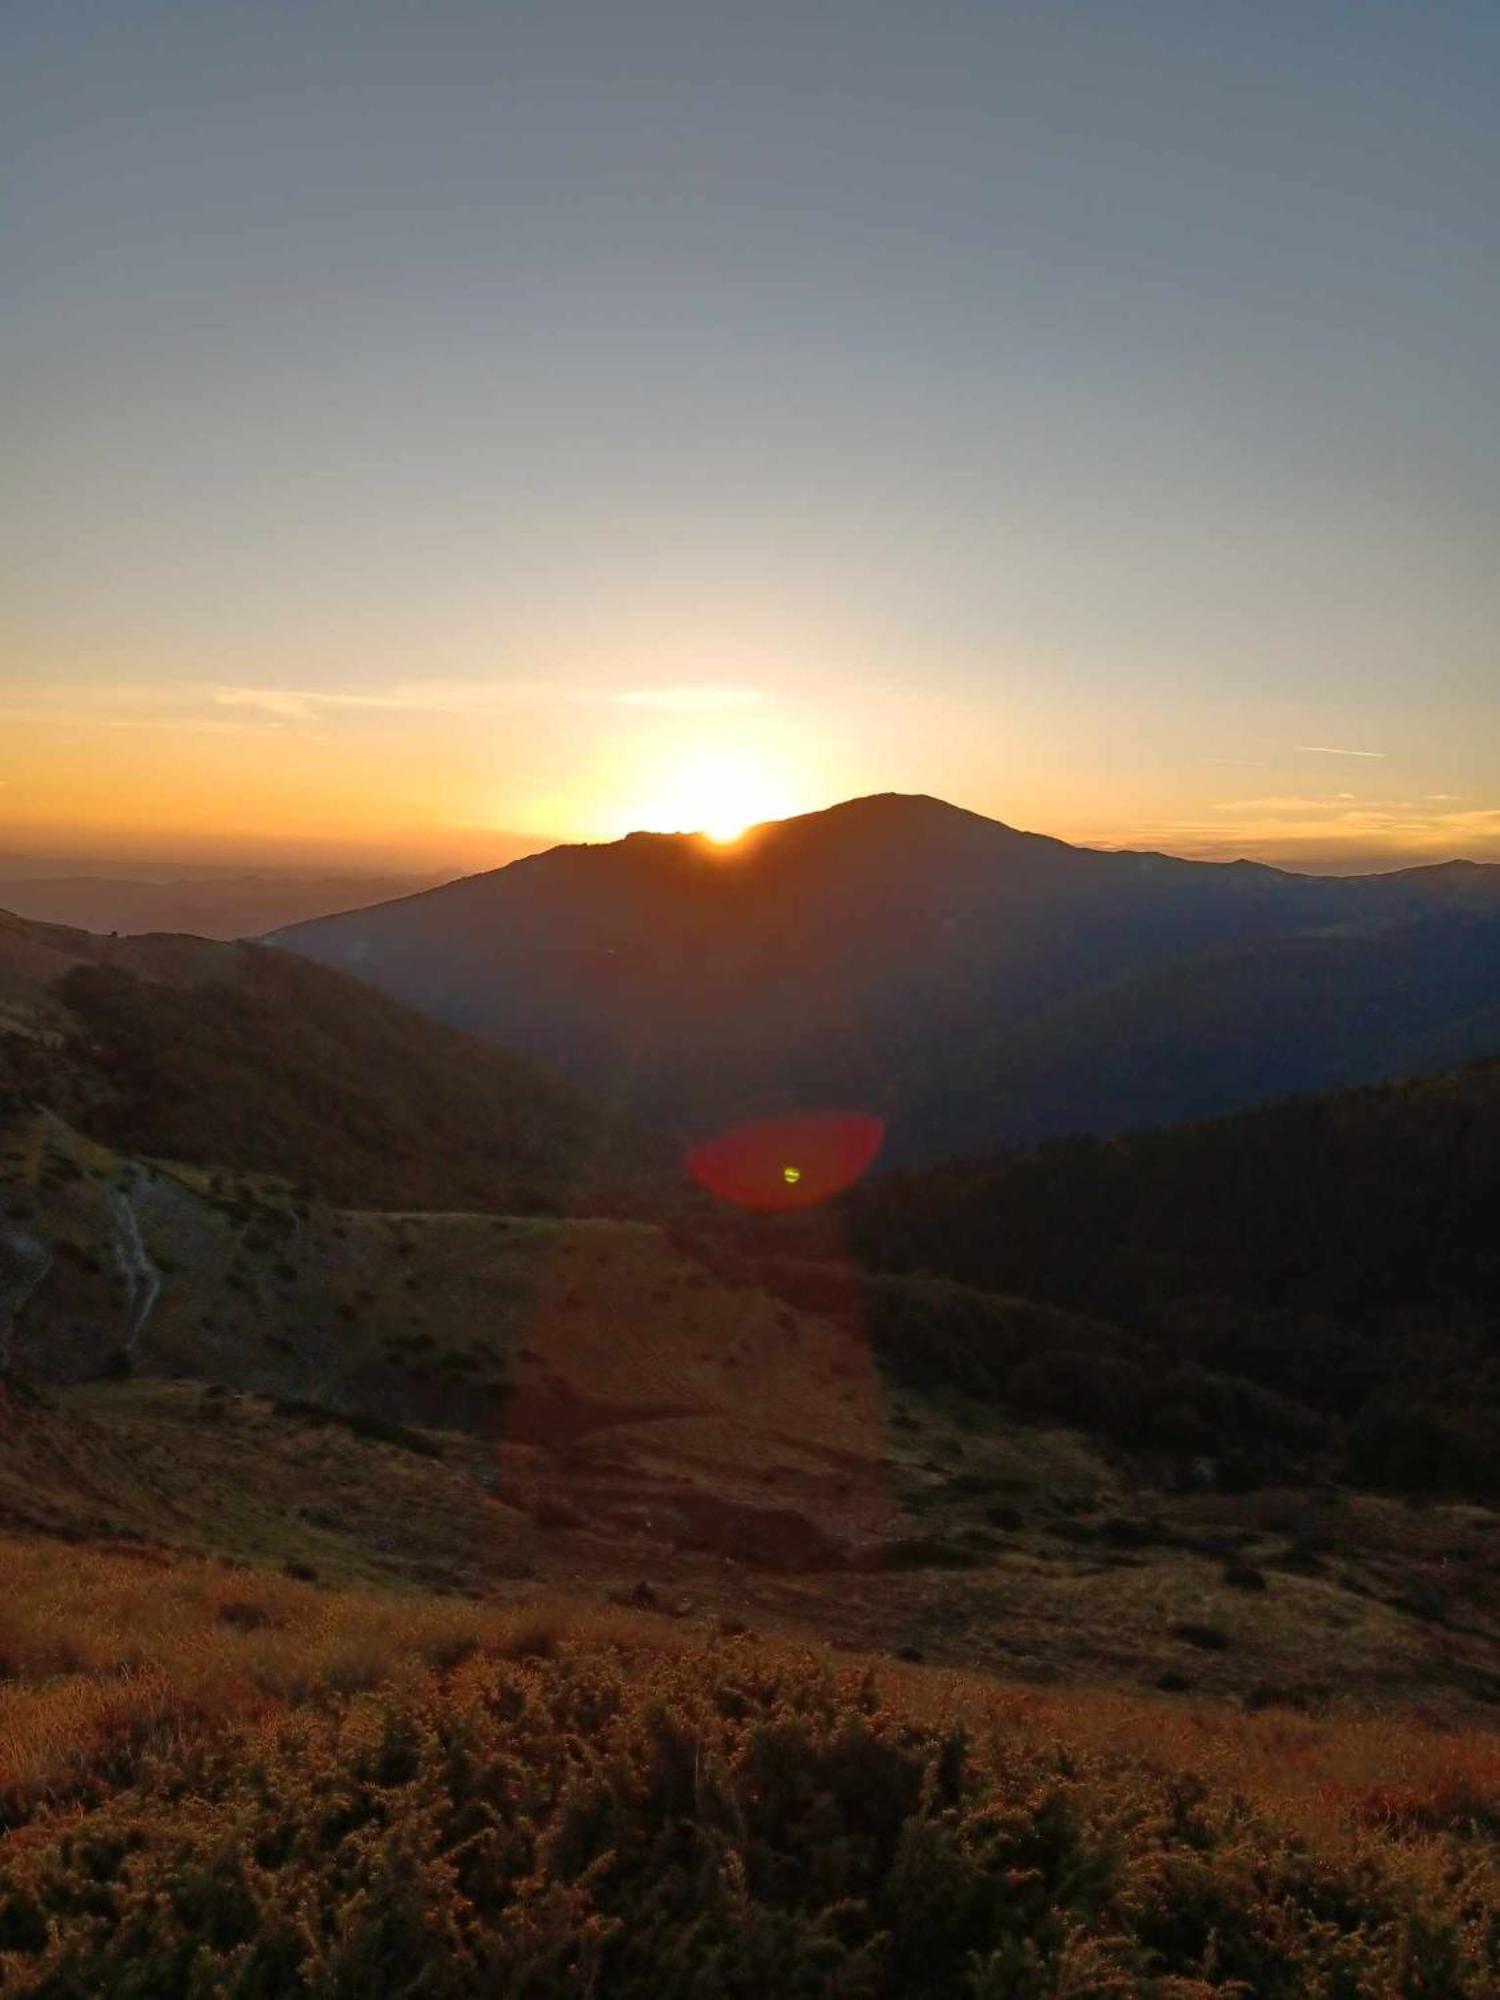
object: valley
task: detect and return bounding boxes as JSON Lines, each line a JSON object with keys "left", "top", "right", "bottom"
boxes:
{"left": 5, "top": 885, "right": 1500, "bottom": 1990}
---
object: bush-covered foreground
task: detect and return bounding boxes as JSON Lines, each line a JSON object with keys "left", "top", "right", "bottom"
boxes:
{"left": 4, "top": 1539, "right": 1500, "bottom": 1995}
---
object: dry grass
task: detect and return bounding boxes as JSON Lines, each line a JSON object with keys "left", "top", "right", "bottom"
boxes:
{"left": 0, "top": 1534, "right": 677, "bottom": 1822}
{"left": 888, "top": 1666, "right": 1500, "bottom": 1861}
{"left": 5, "top": 1530, "right": 1500, "bottom": 1857}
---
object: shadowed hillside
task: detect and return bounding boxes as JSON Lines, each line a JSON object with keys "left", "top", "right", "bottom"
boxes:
{"left": 0, "top": 907, "right": 649, "bottom": 1214}
{"left": 834, "top": 1057, "right": 1500, "bottom": 1496}
{"left": 10, "top": 1087, "right": 1500, "bottom": 1720}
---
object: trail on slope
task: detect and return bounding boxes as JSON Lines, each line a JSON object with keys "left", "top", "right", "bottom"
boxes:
{"left": 106, "top": 1188, "right": 161, "bottom": 1356}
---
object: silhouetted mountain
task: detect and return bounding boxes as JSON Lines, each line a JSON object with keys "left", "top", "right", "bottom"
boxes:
{"left": 271, "top": 793, "right": 1500, "bottom": 1158}
{"left": 0, "top": 908, "right": 646, "bottom": 1212}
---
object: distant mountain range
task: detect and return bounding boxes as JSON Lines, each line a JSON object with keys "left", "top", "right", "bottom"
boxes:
{"left": 271, "top": 793, "right": 1500, "bottom": 1159}
{"left": 0, "top": 869, "right": 449, "bottom": 940}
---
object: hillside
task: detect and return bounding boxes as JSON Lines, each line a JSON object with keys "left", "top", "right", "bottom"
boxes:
{"left": 828, "top": 1057, "right": 1500, "bottom": 1499}
{"left": 850, "top": 1056, "right": 1500, "bottom": 1320}
{"left": 10, "top": 1093, "right": 1500, "bottom": 1719}
{"left": 0, "top": 906, "right": 646, "bottom": 1214}
{"left": 270, "top": 793, "right": 1500, "bottom": 1160}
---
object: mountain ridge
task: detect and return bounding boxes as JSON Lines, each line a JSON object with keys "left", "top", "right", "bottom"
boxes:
{"left": 269, "top": 792, "right": 1500, "bottom": 1158}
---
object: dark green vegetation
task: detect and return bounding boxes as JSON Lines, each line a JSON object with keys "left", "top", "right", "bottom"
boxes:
{"left": 675, "top": 1056, "right": 1500, "bottom": 1507}
{"left": 0, "top": 906, "right": 649, "bottom": 1212}
{"left": 834, "top": 1059, "right": 1500, "bottom": 1500}
{"left": 677, "top": 1240, "right": 1323, "bottom": 1482}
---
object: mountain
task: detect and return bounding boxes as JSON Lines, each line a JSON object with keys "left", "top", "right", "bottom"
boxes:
{"left": 0, "top": 907, "right": 646, "bottom": 1213}
{"left": 0, "top": 868, "right": 451, "bottom": 940}
{"left": 270, "top": 793, "right": 1500, "bottom": 1158}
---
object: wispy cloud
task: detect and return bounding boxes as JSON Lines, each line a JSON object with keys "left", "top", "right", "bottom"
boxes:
{"left": 214, "top": 688, "right": 330, "bottom": 722}
{"left": 213, "top": 680, "right": 551, "bottom": 722}
{"left": 610, "top": 686, "right": 763, "bottom": 713}
{"left": 1, "top": 677, "right": 772, "bottom": 733}
{"left": 1295, "top": 744, "right": 1387, "bottom": 759}
{"left": 0, "top": 683, "right": 309, "bottom": 734}
{"left": 1214, "top": 794, "right": 1361, "bottom": 811}
{"left": 212, "top": 681, "right": 767, "bottom": 724}
{"left": 1115, "top": 792, "right": 1500, "bottom": 867}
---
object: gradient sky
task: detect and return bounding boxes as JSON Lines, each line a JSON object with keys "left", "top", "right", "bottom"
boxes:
{"left": 5, "top": 0, "right": 1498, "bottom": 871}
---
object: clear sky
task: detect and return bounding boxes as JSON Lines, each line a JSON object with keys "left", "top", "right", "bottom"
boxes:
{"left": 5, "top": 0, "right": 1497, "bottom": 871}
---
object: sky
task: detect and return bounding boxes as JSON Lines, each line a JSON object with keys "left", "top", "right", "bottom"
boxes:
{"left": 4, "top": 0, "right": 1498, "bottom": 873}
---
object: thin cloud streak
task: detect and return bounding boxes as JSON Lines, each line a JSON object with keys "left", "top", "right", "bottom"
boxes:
{"left": 1108, "top": 794, "right": 1500, "bottom": 868}
{"left": 214, "top": 682, "right": 767, "bottom": 722}
{"left": 611, "top": 687, "right": 763, "bottom": 713}
{"left": 214, "top": 682, "right": 553, "bottom": 721}
{"left": 1296, "top": 745, "right": 1387, "bottom": 759}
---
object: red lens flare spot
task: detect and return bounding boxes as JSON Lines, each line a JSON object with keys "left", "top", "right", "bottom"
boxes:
{"left": 685, "top": 1111, "right": 885, "bottom": 1212}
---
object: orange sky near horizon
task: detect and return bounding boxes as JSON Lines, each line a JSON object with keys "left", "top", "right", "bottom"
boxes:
{"left": 5, "top": 671, "right": 1499, "bottom": 879}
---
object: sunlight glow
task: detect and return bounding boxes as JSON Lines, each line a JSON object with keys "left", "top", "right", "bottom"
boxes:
{"left": 621, "top": 746, "right": 799, "bottom": 845}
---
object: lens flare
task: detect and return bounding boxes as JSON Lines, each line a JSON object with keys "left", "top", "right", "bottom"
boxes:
{"left": 686, "top": 1111, "right": 885, "bottom": 1212}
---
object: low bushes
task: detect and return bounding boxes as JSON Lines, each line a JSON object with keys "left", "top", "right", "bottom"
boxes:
{"left": 3, "top": 1533, "right": 1500, "bottom": 1994}
{"left": 2, "top": 1631, "right": 1499, "bottom": 1992}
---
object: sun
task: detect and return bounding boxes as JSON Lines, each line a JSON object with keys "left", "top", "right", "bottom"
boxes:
{"left": 626, "top": 747, "right": 796, "bottom": 846}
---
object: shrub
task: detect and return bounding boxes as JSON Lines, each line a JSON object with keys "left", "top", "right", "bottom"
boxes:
{"left": 3, "top": 1633, "right": 1499, "bottom": 1996}
{"left": 1171, "top": 1621, "right": 1232, "bottom": 1651}
{"left": 1223, "top": 1559, "right": 1268, "bottom": 1592}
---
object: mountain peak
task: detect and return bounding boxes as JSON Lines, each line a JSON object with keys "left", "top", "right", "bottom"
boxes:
{"left": 789, "top": 792, "right": 1018, "bottom": 834}
{"left": 750, "top": 791, "right": 1046, "bottom": 861}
